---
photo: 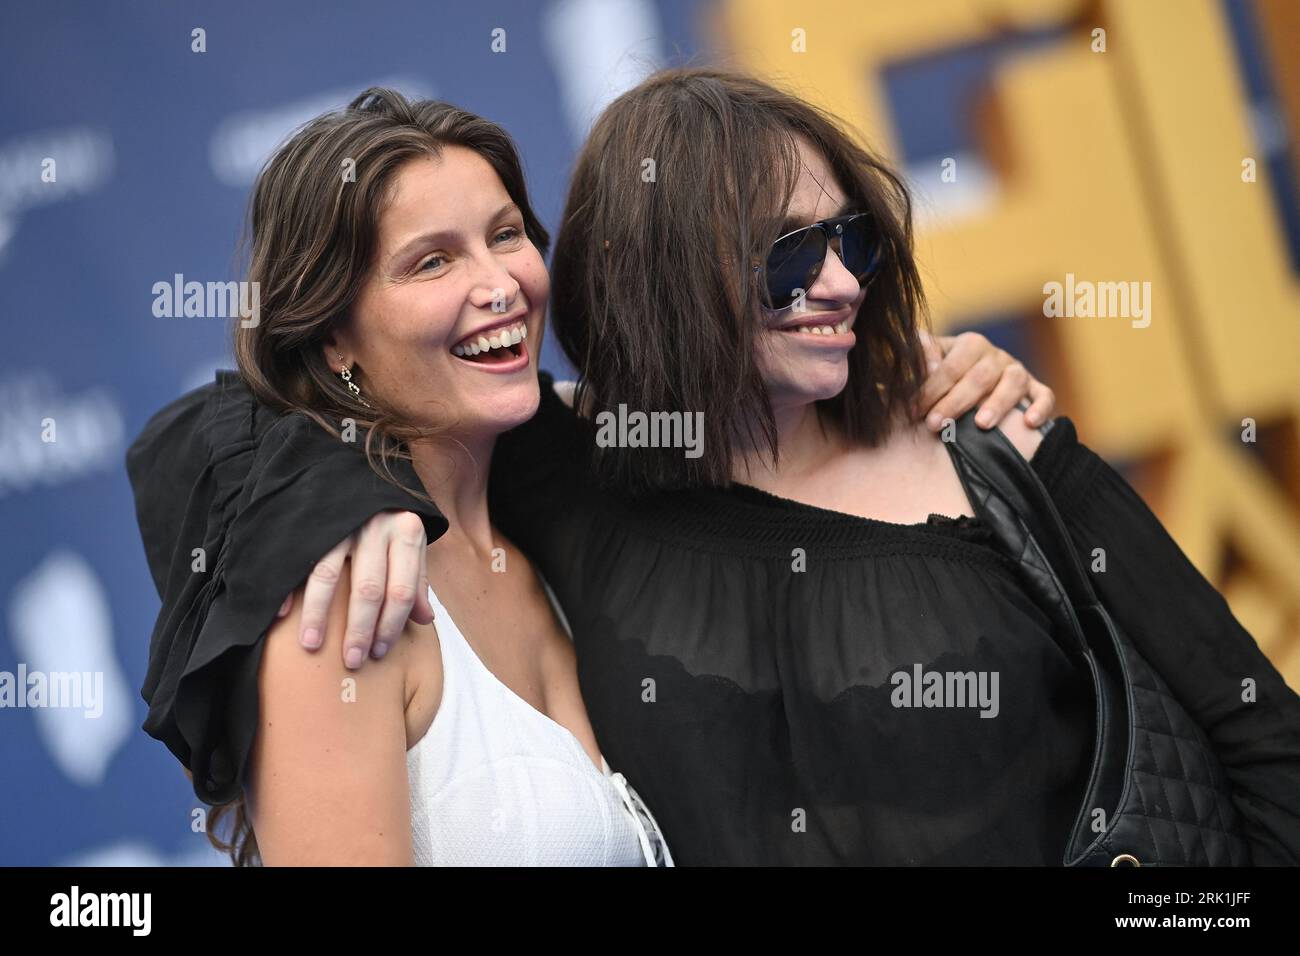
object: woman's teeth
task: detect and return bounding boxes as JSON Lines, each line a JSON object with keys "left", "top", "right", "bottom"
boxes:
{"left": 785, "top": 321, "right": 850, "bottom": 335}
{"left": 451, "top": 321, "right": 527, "bottom": 357}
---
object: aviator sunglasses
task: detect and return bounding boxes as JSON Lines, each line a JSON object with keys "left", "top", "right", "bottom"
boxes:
{"left": 757, "top": 212, "right": 888, "bottom": 312}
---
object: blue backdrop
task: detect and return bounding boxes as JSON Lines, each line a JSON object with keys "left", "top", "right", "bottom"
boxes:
{"left": 0, "top": 0, "right": 697, "bottom": 866}
{"left": 1, "top": 0, "right": 1291, "bottom": 866}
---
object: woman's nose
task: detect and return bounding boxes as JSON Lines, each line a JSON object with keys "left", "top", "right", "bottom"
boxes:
{"left": 806, "top": 242, "right": 861, "bottom": 305}
{"left": 467, "top": 254, "right": 522, "bottom": 311}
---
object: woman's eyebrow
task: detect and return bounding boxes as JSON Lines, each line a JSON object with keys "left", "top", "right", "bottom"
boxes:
{"left": 387, "top": 202, "right": 521, "bottom": 266}
{"left": 388, "top": 228, "right": 455, "bottom": 267}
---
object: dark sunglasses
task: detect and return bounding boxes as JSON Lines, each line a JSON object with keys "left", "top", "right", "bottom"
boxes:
{"left": 757, "top": 212, "right": 888, "bottom": 312}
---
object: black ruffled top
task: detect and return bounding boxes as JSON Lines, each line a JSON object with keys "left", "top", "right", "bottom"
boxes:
{"left": 485, "top": 372, "right": 1300, "bottom": 865}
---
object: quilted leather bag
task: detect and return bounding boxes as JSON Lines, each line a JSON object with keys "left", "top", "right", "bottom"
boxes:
{"left": 945, "top": 411, "right": 1250, "bottom": 866}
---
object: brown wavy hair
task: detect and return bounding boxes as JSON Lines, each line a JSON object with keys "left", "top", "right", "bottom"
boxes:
{"left": 210, "top": 87, "right": 549, "bottom": 866}
{"left": 550, "top": 67, "right": 929, "bottom": 494}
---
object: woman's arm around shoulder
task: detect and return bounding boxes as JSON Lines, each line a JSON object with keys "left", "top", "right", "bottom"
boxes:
{"left": 247, "top": 558, "right": 431, "bottom": 866}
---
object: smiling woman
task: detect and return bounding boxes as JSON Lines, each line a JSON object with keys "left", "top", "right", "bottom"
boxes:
{"left": 322, "top": 142, "right": 548, "bottom": 435}
{"left": 549, "top": 71, "right": 929, "bottom": 495}
{"left": 234, "top": 98, "right": 551, "bottom": 468}
{"left": 130, "top": 87, "right": 673, "bottom": 867}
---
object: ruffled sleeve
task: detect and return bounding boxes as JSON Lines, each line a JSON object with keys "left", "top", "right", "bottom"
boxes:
{"left": 1030, "top": 417, "right": 1300, "bottom": 864}
{"left": 126, "top": 370, "right": 448, "bottom": 805}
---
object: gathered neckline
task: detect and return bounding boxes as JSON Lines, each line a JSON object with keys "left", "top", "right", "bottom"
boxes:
{"left": 414, "top": 585, "right": 612, "bottom": 779}
{"left": 725, "top": 480, "right": 986, "bottom": 532}
{"left": 597, "top": 479, "right": 1007, "bottom": 564}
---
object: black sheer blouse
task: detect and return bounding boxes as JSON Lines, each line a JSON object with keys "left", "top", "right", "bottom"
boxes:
{"left": 519, "top": 487, "right": 1094, "bottom": 865}
{"left": 127, "top": 371, "right": 1300, "bottom": 865}
{"left": 485, "top": 373, "right": 1300, "bottom": 865}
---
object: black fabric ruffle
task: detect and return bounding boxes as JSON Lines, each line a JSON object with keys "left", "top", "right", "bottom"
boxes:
{"left": 126, "top": 371, "right": 447, "bottom": 805}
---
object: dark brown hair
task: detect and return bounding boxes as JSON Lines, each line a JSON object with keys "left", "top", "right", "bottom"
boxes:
{"left": 234, "top": 87, "right": 549, "bottom": 485}
{"left": 550, "top": 67, "right": 929, "bottom": 493}
{"left": 217, "top": 87, "right": 549, "bottom": 866}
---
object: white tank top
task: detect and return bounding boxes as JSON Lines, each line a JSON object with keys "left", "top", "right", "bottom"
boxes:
{"left": 406, "top": 584, "right": 674, "bottom": 866}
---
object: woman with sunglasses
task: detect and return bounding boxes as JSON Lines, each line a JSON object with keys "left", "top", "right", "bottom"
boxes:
{"left": 764, "top": 213, "right": 881, "bottom": 312}
{"left": 131, "top": 69, "right": 1300, "bottom": 865}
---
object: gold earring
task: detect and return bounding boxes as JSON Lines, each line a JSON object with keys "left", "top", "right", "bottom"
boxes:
{"left": 337, "top": 354, "right": 371, "bottom": 408}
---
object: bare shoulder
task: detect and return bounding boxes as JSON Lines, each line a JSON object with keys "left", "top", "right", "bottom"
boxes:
{"left": 248, "top": 560, "right": 428, "bottom": 865}
{"left": 905, "top": 406, "right": 1043, "bottom": 461}
{"left": 258, "top": 560, "right": 413, "bottom": 709}
{"left": 994, "top": 406, "right": 1045, "bottom": 461}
